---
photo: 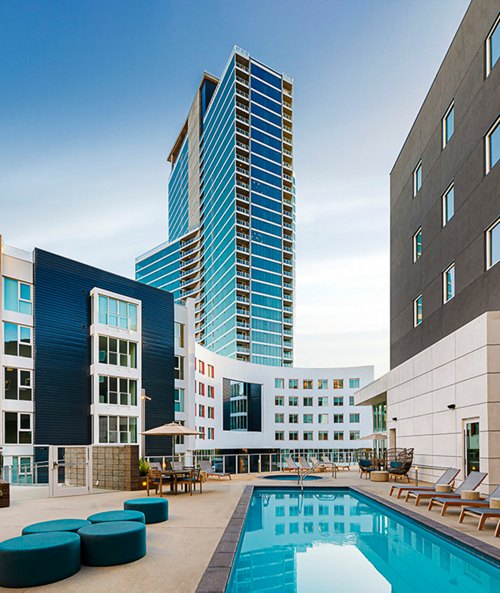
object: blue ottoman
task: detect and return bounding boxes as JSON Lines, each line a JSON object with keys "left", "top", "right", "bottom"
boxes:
{"left": 124, "top": 498, "right": 169, "bottom": 524}
{"left": 87, "top": 510, "right": 145, "bottom": 524}
{"left": 0, "top": 532, "right": 80, "bottom": 588}
{"left": 78, "top": 521, "right": 146, "bottom": 566}
{"left": 23, "top": 518, "right": 91, "bottom": 535}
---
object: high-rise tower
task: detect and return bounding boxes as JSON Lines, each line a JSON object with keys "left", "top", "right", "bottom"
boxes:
{"left": 136, "top": 47, "right": 295, "bottom": 366}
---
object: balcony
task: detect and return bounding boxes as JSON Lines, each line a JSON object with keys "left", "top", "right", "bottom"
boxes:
{"left": 236, "top": 75, "right": 248, "bottom": 86}
{"left": 236, "top": 307, "right": 249, "bottom": 316}
{"left": 236, "top": 179, "right": 249, "bottom": 190}
{"left": 236, "top": 243, "right": 249, "bottom": 253}
{"left": 236, "top": 113, "right": 249, "bottom": 126}
{"left": 236, "top": 100, "right": 249, "bottom": 112}
{"left": 236, "top": 231, "right": 249, "bottom": 241}
{"left": 236, "top": 126, "right": 249, "bottom": 137}
{"left": 236, "top": 294, "right": 250, "bottom": 303}
{"left": 236, "top": 319, "right": 250, "bottom": 328}
{"left": 236, "top": 257, "right": 249, "bottom": 266}
{"left": 236, "top": 269, "right": 250, "bottom": 278}
{"left": 236, "top": 206, "right": 249, "bottom": 217}
{"left": 236, "top": 140, "right": 249, "bottom": 152}
{"left": 283, "top": 270, "right": 293, "bottom": 278}
{"left": 236, "top": 218, "right": 249, "bottom": 228}
{"left": 283, "top": 305, "right": 293, "bottom": 313}
{"left": 236, "top": 282, "right": 249, "bottom": 291}
{"left": 284, "top": 329, "right": 293, "bottom": 337}
{"left": 236, "top": 166, "right": 249, "bottom": 177}
{"left": 237, "top": 333, "right": 250, "bottom": 341}
{"left": 236, "top": 193, "right": 249, "bottom": 203}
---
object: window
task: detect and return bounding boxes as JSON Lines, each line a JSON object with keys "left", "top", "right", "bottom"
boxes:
{"left": 318, "top": 431, "right": 329, "bottom": 441}
{"left": 98, "top": 295, "right": 137, "bottom": 330}
{"left": 199, "top": 382, "right": 205, "bottom": 396}
{"left": 3, "top": 278, "right": 32, "bottom": 315}
{"left": 289, "top": 413, "right": 298, "bottom": 423}
{"left": 98, "top": 377, "right": 137, "bottom": 406}
{"left": 349, "top": 396, "right": 355, "bottom": 406}
{"left": 303, "top": 414, "right": 313, "bottom": 424}
{"left": 98, "top": 336, "right": 137, "bottom": 368}
{"left": 303, "top": 380, "right": 313, "bottom": 390}
{"left": 207, "top": 427, "right": 214, "bottom": 439}
{"left": 318, "top": 379, "right": 328, "bottom": 389}
{"left": 4, "top": 368, "right": 32, "bottom": 400}
{"left": 207, "top": 364, "right": 214, "bottom": 378}
{"left": 199, "top": 361, "right": 205, "bottom": 375}
{"left": 303, "top": 431, "right": 313, "bottom": 441}
{"left": 174, "top": 322, "right": 185, "bottom": 348}
{"left": 275, "top": 431, "right": 284, "bottom": 441}
{"left": 333, "top": 414, "right": 344, "bottom": 424}
{"left": 443, "top": 263, "right": 455, "bottom": 303}
{"left": 485, "top": 116, "right": 500, "bottom": 174}
{"left": 442, "top": 183, "right": 454, "bottom": 226}
{"left": 174, "top": 388, "right": 185, "bottom": 412}
{"left": 4, "top": 323, "right": 32, "bottom": 358}
{"left": 350, "top": 430, "right": 360, "bottom": 440}
{"left": 333, "top": 396, "right": 344, "bottom": 406}
{"left": 350, "top": 413, "right": 360, "bottom": 423}
{"left": 333, "top": 431, "right": 344, "bottom": 441}
{"left": 318, "top": 414, "right": 328, "bottom": 424}
{"left": 289, "top": 431, "right": 298, "bottom": 441}
{"left": 174, "top": 356, "right": 184, "bottom": 380}
{"left": 288, "top": 396, "right": 298, "bottom": 406}
{"left": 318, "top": 396, "right": 329, "bottom": 407}
{"left": 486, "top": 14, "right": 500, "bottom": 77}
{"left": 208, "top": 406, "right": 214, "bottom": 419}
{"left": 442, "top": 101, "right": 454, "bottom": 148}
{"left": 207, "top": 385, "right": 215, "bottom": 398}
{"left": 199, "top": 426, "right": 205, "bottom": 440}
{"left": 333, "top": 379, "right": 344, "bottom": 389}
{"left": 413, "top": 228, "right": 422, "bottom": 262}
{"left": 303, "top": 397, "right": 313, "bottom": 406}
{"left": 275, "top": 396, "right": 284, "bottom": 406}
{"left": 275, "top": 413, "right": 284, "bottom": 423}
{"left": 4, "top": 412, "right": 32, "bottom": 444}
{"left": 414, "top": 294, "right": 423, "bottom": 327}
{"left": 486, "top": 217, "right": 500, "bottom": 270}
{"left": 413, "top": 160, "right": 422, "bottom": 196}
{"left": 349, "top": 378, "right": 360, "bottom": 389}
{"left": 198, "top": 404, "right": 205, "bottom": 418}
{"left": 288, "top": 379, "right": 298, "bottom": 389}
{"left": 275, "top": 378, "right": 284, "bottom": 388}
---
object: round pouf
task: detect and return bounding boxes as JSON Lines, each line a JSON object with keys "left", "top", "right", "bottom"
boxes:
{"left": 78, "top": 521, "right": 146, "bottom": 566}
{"left": 371, "top": 471, "right": 389, "bottom": 482}
{"left": 0, "top": 532, "right": 80, "bottom": 588}
{"left": 87, "top": 510, "right": 145, "bottom": 524}
{"left": 124, "top": 498, "right": 169, "bottom": 524}
{"left": 23, "top": 518, "right": 91, "bottom": 535}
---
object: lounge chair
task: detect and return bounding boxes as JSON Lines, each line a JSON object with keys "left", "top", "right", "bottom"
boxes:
{"left": 428, "top": 484, "right": 500, "bottom": 516}
{"left": 496, "top": 519, "right": 500, "bottom": 537}
{"left": 405, "top": 471, "right": 487, "bottom": 506}
{"left": 390, "top": 467, "right": 459, "bottom": 498}
{"left": 459, "top": 507, "right": 500, "bottom": 531}
{"left": 298, "top": 457, "right": 312, "bottom": 471}
{"left": 322, "top": 456, "right": 349, "bottom": 471}
{"left": 199, "top": 460, "right": 232, "bottom": 480}
{"left": 282, "top": 456, "right": 299, "bottom": 472}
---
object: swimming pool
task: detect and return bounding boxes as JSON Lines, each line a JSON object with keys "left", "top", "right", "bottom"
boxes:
{"left": 226, "top": 488, "right": 500, "bottom": 593}
{"left": 260, "top": 475, "right": 322, "bottom": 481}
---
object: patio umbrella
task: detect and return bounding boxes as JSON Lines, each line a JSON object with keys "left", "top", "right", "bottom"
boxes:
{"left": 141, "top": 422, "right": 200, "bottom": 461}
{"left": 359, "top": 433, "right": 387, "bottom": 457}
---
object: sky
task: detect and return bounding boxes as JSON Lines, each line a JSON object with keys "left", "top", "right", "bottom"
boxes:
{"left": 0, "top": 0, "right": 471, "bottom": 376}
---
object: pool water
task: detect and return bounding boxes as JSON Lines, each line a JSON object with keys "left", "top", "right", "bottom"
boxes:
{"left": 260, "top": 475, "right": 322, "bottom": 481}
{"left": 226, "top": 488, "right": 500, "bottom": 593}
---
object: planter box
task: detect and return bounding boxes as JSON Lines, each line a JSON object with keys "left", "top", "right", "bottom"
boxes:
{"left": 0, "top": 481, "right": 10, "bottom": 508}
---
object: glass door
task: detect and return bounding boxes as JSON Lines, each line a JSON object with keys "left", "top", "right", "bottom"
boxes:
{"left": 464, "top": 420, "right": 480, "bottom": 474}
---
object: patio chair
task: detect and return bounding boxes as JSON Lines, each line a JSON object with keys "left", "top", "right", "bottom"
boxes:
{"left": 429, "top": 484, "right": 500, "bottom": 516}
{"left": 458, "top": 506, "right": 500, "bottom": 536}
{"left": 171, "top": 461, "right": 184, "bottom": 471}
{"left": 405, "top": 471, "right": 487, "bottom": 506}
{"left": 177, "top": 468, "right": 203, "bottom": 496}
{"left": 385, "top": 448, "right": 413, "bottom": 482}
{"left": 146, "top": 468, "right": 166, "bottom": 497}
{"left": 310, "top": 456, "right": 328, "bottom": 472}
{"left": 390, "top": 467, "right": 459, "bottom": 498}
{"left": 199, "top": 460, "right": 232, "bottom": 480}
{"left": 298, "top": 457, "right": 312, "bottom": 471}
{"left": 282, "top": 457, "right": 299, "bottom": 472}
{"left": 356, "top": 449, "right": 379, "bottom": 479}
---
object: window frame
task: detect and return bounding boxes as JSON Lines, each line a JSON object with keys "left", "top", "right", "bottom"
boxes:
{"left": 486, "top": 217, "right": 500, "bottom": 270}
{"left": 413, "top": 227, "right": 422, "bottom": 262}
{"left": 486, "top": 14, "right": 500, "bottom": 78}
{"left": 442, "top": 101, "right": 455, "bottom": 148}
{"left": 442, "top": 182, "right": 455, "bottom": 227}
{"left": 4, "top": 367, "right": 32, "bottom": 401}
{"left": 485, "top": 115, "right": 500, "bottom": 175}
{"left": 3, "top": 322, "right": 32, "bottom": 358}
{"left": 413, "top": 160, "right": 422, "bottom": 197}
{"left": 3, "top": 278, "right": 33, "bottom": 315}
{"left": 4, "top": 411, "right": 33, "bottom": 444}
{"left": 413, "top": 294, "right": 423, "bottom": 327}
{"left": 443, "top": 262, "right": 456, "bottom": 304}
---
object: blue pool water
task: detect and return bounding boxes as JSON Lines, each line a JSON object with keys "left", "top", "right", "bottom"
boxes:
{"left": 260, "top": 475, "right": 322, "bottom": 481}
{"left": 226, "top": 488, "right": 500, "bottom": 593}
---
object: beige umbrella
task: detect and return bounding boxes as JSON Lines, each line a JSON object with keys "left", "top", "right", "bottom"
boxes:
{"left": 359, "top": 433, "right": 387, "bottom": 441}
{"left": 141, "top": 422, "right": 200, "bottom": 461}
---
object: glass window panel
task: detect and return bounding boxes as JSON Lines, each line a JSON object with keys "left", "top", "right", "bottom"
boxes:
{"left": 109, "top": 299, "right": 117, "bottom": 315}
{"left": 489, "top": 220, "right": 500, "bottom": 268}
{"left": 4, "top": 323, "right": 18, "bottom": 355}
{"left": 19, "top": 301, "right": 32, "bottom": 315}
{"left": 129, "top": 342, "right": 137, "bottom": 368}
{"left": 5, "top": 368, "right": 17, "bottom": 399}
{"left": 98, "top": 296, "right": 108, "bottom": 323}
{"left": 4, "top": 278, "right": 19, "bottom": 312}
{"left": 128, "top": 304, "right": 138, "bottom": 330}
{"left": 489, "top": 121, "right": 499, "bottom": 171}
{"left": 99, "top": 416, "right": 108, "bottom": 443}
{"left": 20, "top": 283, "right": 31, "bottom": 301}
{"left": 99, "top": 336, "right": 107, "bottom": 363}
{"left": 20, "top": 414, "right": 30, "bottom": 429}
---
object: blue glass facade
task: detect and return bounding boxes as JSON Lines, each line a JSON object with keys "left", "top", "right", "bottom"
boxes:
{"left": 136, "top": 47, "right": 295, "bottom": 366}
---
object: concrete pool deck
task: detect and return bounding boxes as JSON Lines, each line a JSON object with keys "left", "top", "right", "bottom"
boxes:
{"left": 0, "top": 472, "right": 498, "bottom": 592}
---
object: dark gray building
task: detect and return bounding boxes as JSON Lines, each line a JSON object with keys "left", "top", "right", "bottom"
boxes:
{"left": 390, "top": 0, "right": 500, "bottom": 368}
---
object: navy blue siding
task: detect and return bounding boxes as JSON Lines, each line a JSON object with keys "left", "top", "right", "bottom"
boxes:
{"left": 33, "top": 249, "right": 174, "bottom": 457}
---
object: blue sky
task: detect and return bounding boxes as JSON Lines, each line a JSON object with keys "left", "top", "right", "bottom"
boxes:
{"left": 0, "top": 0, "right": 470, "bottom": 375}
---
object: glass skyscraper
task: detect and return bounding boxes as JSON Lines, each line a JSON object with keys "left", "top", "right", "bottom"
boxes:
{"left": 136, "top": 46, "right": 295, "bottom": 366}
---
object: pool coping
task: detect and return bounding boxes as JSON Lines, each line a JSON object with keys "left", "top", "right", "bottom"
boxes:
{"left": 195, "top": 483, "right": 500, "bottom": 592}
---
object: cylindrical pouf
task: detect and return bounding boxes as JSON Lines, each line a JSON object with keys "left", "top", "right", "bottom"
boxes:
{"left": 0, "top": 532, "right": 80, "bottom": 588}
{"left": 435, "top": 484, "right": 452, "bottom": 493}
{"left": 87, "top": 510, "right": 145, "bottom": 524}
{"left": 124, "top": 498, "right": 169, "bottom": 524}
{"left": 370, "top": 471, "right": 389, "bottom": 482}
{"left": 78, "top": 521, "right": 146, "bottom": 566}
{"left": 23, "top": 518, "right": 91, "bottom": 535}
{"left": 461, "top": 490, "right": 480, "bottom": 500}
{"left": 489, "top": 498, "right": 500, "bottom": 509}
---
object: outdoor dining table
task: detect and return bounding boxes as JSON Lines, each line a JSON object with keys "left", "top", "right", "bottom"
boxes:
{"left": 160, "top": 469, "right": 193, "bottom": 495}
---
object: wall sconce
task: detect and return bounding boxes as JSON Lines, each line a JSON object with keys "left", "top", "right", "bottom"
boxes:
{"left": 392, "top": 417, "right": 398, "bottom": 421}
{"left": 447, "top": 404, "right": 456, "bottom": 410}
